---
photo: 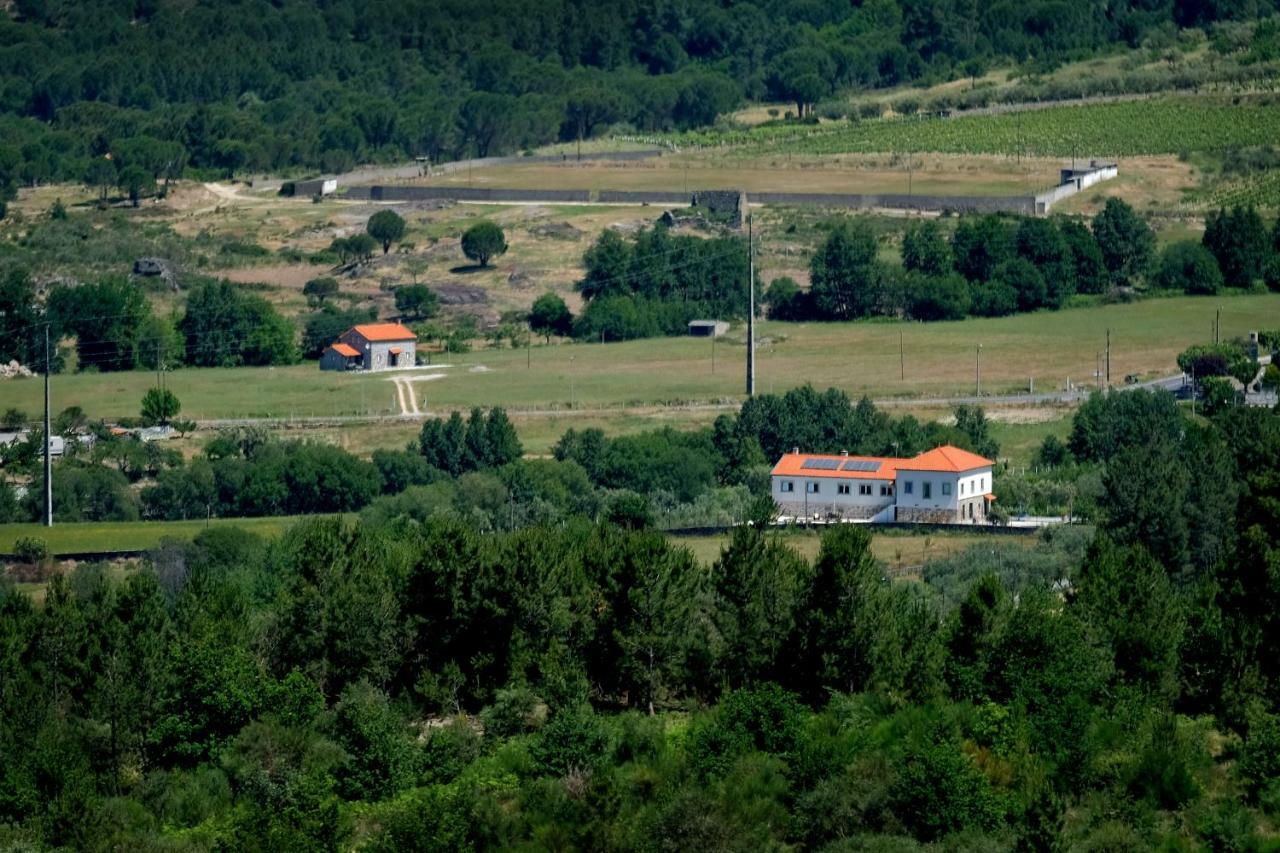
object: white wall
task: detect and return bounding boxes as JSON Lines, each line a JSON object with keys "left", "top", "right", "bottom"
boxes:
{"left": 957, "top": 470, "right": 991, "bottom": 501}
{"left": 895, "top": 467, "right": 991, "bottom": 511}
{"left": 772, "top": 476, "right": 895, "bottom": 508}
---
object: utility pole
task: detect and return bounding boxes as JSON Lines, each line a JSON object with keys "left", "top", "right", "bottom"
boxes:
{"left": 975, "top": 343, "right": 982, "bottom": 397}
{"left": 1215, "top": 307, "right": 1220, "bottom": 344}
{"left": 43, "top": 323, "right": 52, "bottom": 528}
{"left": 746, "top": 212, "right": 756, "bottom": 397}
{"left": 899, "top": 328, "right": 904, "bottom": 382}
{"left": 1105, "top": 328, "right": 1110, "bottom": 389}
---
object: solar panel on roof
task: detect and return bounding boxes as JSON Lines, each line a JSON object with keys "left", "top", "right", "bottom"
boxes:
{"left": 800, "top": 458, "right": 842, "bottom": 470}
{"left": 842, "top": 459, "right": 881, "bottom": 472}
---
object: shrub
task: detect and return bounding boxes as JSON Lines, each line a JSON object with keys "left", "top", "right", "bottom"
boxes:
{"left": 12, "top": 535, "right": 49, "bottom": 564}
{"left": 530, "top": 702, "right": 613, "bottom": 777}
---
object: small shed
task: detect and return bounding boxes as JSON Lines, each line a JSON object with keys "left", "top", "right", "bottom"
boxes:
{"left": 283, "top": 178, "right": 337, "bottom": 198}
{"left": 320, "top": 342, "right": 362, "bottom": 372}
{"left": 688, "top": 320, "right": 729, "bottom": 338}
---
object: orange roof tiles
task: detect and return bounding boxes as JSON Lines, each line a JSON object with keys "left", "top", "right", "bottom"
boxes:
{"left": 771, "top": 453, "right": 906, "bottom": 480}
{"left": 351, "top": 323, "right": 416, "bottom": 342}
{"left": 771, "top": 445, "right": 993, "bottom": 479}
{"left": 896, "top": 445, "right": 994, "bottom": 473}
{"left": 329, "top": 342, "right": 360, "bottom": 357}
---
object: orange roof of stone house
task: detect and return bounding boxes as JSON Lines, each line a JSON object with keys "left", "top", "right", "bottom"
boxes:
{"left": 351, "top": 323, "right": 416, "bottom": 342}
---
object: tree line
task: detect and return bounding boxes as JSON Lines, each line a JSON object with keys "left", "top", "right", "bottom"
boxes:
{"left": 771, "top": 200, "right": 1280, "bottom": 324}
{"left": 1, "top": 393, "right": 1279, "bottom": 847}
{"left": 0, "top": 386, "right": 1007, "bottom": 530}
{"left": 0, "top": 270, "right": 299, "bottom": 374}
{"left": 2, "top": 0, "right": 1271, "bottom": 211}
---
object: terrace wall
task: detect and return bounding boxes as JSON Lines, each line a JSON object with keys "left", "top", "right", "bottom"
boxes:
{"left": 344, "top": 184, "right": 1039, "bottom": 214}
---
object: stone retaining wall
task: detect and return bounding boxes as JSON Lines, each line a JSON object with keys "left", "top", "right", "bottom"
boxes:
{"left": 895, "top": 506, "right": 961, "bottom": 524}
{"left": 777, "top": 500, "right": 892, "bottom": 521}
{"left": 345, "top": 185, "right": 1038, "bottom": 214}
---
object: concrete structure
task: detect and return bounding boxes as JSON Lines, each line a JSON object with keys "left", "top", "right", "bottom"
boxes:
{"left": 283, "top": 178, "right": 337, "bottom": 197}
{"left": 1035, "top": 160, "right": 1118, "bottom": 214}
{"left": 771, "top": 445, "right": 995, "bottom": 524}
{"left": 688, "top": 319, "right": 729, "bottom": 337}
{"left": 321, "top": 323, "right": 417, "bottom": 372}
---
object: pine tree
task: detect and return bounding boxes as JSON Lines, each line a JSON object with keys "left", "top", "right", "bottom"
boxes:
{"left": 484, "top": 408, "right": 522, "bottom": 467}
{"left": 463, "top": 408, "right": 488, "bottom": 472}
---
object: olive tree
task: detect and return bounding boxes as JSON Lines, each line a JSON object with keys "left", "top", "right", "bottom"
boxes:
{"left": 461, "top": 221, "right": 507, "bottom": 267}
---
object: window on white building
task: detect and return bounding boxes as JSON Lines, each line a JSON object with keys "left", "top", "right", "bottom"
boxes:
{"left": 904, "top": 481, "right": 913, "bottom": 495}
{"left": 780, "top": 481, "right": 794, "bottom": 493}
{"left": 806, "top": 482, "right": 820, "bottom": 494}
{"left": 859, "top": 484, "right": 872, "bottom": 495}
{"left": 942, "top": 482, "right": 952, "bottom": 496}
{"left": 880, "top": 485, "right": 892, "bottom": 496}
{"left": 837, "top": 483, "right": 851, "bottom": 495}
{"left": 923, "top": 482, "right": 932, "bottom": 499}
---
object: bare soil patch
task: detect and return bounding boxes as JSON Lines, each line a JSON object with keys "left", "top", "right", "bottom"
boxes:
{"left": 222, "top": 263, "right": 332, "bottom": 289}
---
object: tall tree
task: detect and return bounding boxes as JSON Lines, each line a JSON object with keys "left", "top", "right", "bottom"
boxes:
{"left": 1092, "top": 198, "right": 1155, "bottom": 285}
{"left": 809, "top": 222, "right": 880, "bottom": 319}
{"left": 1203, "top": 206, "right": 1268, "bottom": 288}
{"left": 902, "top": 220, "right": 952, "bottom": 277}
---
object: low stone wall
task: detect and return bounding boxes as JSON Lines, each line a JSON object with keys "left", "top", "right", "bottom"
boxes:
{"left": 346, "top": 185, "right": 1038, "bottom": 214}
{"left": 596, "top": 189, "right": 687, "bottom": 205}
{"left": 895, "top": 506, "right": 960, "bottom": 524}
{"left": 358, "top": 186, "right": 593, "bottom": 204}
{"left": 753, "top": 191, "right": 1036, "bottom": 215}
{"left": 776, "top": 500, "right": 892, "bottom": 521}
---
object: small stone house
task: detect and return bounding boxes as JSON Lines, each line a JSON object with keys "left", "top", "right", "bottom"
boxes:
{"left": 321, "top": 323, "right": 417, "bottom": 372}
{"left": 771, "top": 445, "right": 995, "bottom": 524}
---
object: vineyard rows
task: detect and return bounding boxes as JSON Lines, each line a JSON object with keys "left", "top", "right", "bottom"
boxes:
{"left": 1207, "top": 170, "right": 1280, "bottom": 210}
{"left": 671, "top": 96, "right": 1280, "bottom": 160}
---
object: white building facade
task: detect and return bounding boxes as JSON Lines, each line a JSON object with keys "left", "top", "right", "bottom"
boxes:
{"left": 771, "top": 445, "right": 994, "bottom": 524}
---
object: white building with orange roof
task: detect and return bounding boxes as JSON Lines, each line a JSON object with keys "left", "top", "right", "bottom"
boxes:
{"left": 771, "top": 444, "right": 995, "bottom": 524}
{"left": 320, "top": 322, "right": 418, "bottom": 372}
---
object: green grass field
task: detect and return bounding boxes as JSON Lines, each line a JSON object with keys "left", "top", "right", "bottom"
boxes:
{"left": 668, "top": 527, "right": 1034, "bottom": 568}
{"left": 0, "top": 514, "right": 1012, "bottom": 571}
{"left": 0, "top": 516, "right": 299, "bottom": 555}
{"left": 6, "top": 292, "right": 1274, "bottom": 422}
{"left": 419, "top": 154, "right": 1056, "bottom": 198}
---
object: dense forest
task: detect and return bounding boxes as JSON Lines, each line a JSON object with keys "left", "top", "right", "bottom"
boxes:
{"left": 1, "top": 391, "right": 1280, "bottom": 848}
{"left": 0, "top": 0, "right": 1276, "bottom": 200}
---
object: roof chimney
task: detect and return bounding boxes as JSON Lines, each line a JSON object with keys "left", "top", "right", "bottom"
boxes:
{"left": 840, "top": 450, "right": 849, "bottom": 456}
{"left": 792, "top": 446, "right": 799, "bottom": 454}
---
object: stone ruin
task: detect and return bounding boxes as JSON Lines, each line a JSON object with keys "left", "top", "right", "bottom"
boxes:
{"left": 661, "top": 189, "right": 747, "bottom": 230}
{"left": 133, "top": 257, "right": 179, "bottom": 291}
